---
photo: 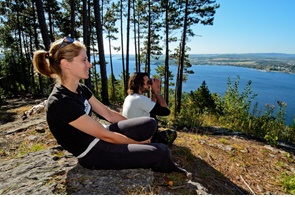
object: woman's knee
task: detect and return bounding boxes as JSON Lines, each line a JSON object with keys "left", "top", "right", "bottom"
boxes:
{"left": 125, "top": 116, "right": 157, "bottom": 132}
{"left": 140, "top": 117, "right": 157, "bottom": 131}
{"left": 154, "top": 143, "right": 170, "bottom": 156}
{"left": 134, "top": 117, "right": 157, "bottom": 138}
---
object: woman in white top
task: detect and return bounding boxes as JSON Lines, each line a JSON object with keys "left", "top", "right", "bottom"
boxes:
{"left": 122, "top": 72, "right": 170, "bottom": 119}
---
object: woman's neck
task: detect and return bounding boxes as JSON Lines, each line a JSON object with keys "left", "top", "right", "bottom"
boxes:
{"left": 61, "top": 80, "right": 79, "bottom": 93}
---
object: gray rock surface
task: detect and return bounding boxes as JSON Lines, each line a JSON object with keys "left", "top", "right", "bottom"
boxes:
{"left": 0, "top": 146, "right": 209, "bottom": 195}
{"left": 67, "top": 165, "right": 154, "bottom": 195}
{"left": 0, "top": 146, "right": 156, "bottom": 195}
{"left": 0, "top": 147, "right": 73, "bottom": 195}
{"left": 0, "top": 100, "right": 209, "bottom": 195}
{"left": 0, "top": 140, "right": 209, "bottom": 195}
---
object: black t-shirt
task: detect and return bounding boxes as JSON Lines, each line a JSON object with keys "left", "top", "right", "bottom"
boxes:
{"left": 46, "top": 83, "right": 94, "bottom": 157}
{"left": 150, "top": 102, "right": 170, "bottom": 116}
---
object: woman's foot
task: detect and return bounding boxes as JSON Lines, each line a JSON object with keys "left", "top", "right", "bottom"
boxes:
{"left": 185, "top": 171, "right": 193, "bottom": 180}
{"left": 175, "top": 166, "right": 193, "bottom": 180}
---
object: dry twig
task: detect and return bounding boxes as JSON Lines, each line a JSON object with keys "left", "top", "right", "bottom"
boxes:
{"left": 240, "top": 175, "right": 255, "bottom": 195}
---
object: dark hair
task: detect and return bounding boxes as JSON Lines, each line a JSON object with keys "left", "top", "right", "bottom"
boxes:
{"left": 127, "top": 72, "right": 149, "bottom": 94}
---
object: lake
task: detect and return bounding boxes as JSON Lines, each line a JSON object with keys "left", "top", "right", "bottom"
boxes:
{"left": 97, "top": 55, "right": 295, "bottom": 125}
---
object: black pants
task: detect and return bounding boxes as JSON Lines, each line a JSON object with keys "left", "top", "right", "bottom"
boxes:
{"left": 78, "top": 116, "right": 185, "bottom": 173}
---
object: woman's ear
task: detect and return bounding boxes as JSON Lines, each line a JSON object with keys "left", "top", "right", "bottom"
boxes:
{"left": 60, "top": 59, "right": 70, "bottom": 69}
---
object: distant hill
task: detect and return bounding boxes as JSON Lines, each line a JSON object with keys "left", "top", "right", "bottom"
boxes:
{"left": 183, "top": 53, "right": 295, "bottom": 73}
{"left": 189, "top": 53, "right": 295, "bottom": 59}
{"left": 144, "top": 53, "right": 295, "bottom": 73}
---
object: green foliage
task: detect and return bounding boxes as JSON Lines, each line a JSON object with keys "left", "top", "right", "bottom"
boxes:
{"left": 282, "top": 172, "right": 295, "bottom": 194}
{"left": 154, "top": 64, "right": 175, "bottom": 87}
{"left": 0, "top": 87, "right": 4, "bottom": 104}
{"left": 258, "top": 103, "right": 286, "bottom": 146}
{"left": 217, "top": 76, "right": 257, "bottom": 131}
{"left": 0, "top": 51, "right": 31, "bottom": 96}
{"left": 215, "top": 76, "right": 293, "bottom": 145}
{"left": 108, "top": 74, "right": 125, "bottom": 103}
{"left": 166, "top": 75, "right": 295, "bottom": 146}
{"left": 169, "top": 81, "right": 218, "bottom": 131}
{"left": 289, "top": 119, "right": 295, "bottom": 142}
{"left": 170, "top": 45, "right": 194, "bottom": 83}
{"left": 189, "top": 81, "right": 216, "bottom": 114}
{"left": 18, "top": 142, "right": 46, "bottom": 157}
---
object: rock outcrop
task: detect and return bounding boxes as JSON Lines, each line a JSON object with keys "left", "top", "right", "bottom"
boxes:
{"left": 0, "top": 120, "right": 208, "bottom": 195}
{"left": 0, "top": 146, "right": 158, "bottom": 195}
{"left": 0, "top": 99, "right": 209, "bottom": 195}
{"left": 0, "top": 144, "right": 209, "bottom": 195}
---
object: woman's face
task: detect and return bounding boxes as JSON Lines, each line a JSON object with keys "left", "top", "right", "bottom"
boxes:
{"left": 141, "top": 75, "right": 150, "bottom": 93}
{"left": 68, "top": 49, "right": 92, "bottom": 80}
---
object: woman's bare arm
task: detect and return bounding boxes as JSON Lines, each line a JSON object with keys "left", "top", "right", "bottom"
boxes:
{"left": 69, "top": 114, "right": 150, "bottom": 144}
{"left": 89, "top": 96, "right": 126, "bottom": 123}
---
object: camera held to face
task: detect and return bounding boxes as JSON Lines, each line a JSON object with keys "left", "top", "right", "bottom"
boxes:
{"left": 148, "top": 79, "right": 153, "bottom": 85}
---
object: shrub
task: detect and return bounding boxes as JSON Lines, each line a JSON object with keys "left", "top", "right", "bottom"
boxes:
{"left": 170, "top": 81, "right": 219, "bottom": 131}
{"left": 282, "top": 172, "right": 295, "bottom": 194}
{"left": 189, "top": 81, "right": 217, "bottom": 114}
{"left": 218, "top": 76, "right": 257, "bottom": 132}
{"left": 154, "top": 76, "right": 294, "bottom": 145}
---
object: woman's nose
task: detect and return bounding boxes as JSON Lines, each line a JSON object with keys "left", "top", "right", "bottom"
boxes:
{"left": 88, "top": 61, "right": 92, "bottom": 68}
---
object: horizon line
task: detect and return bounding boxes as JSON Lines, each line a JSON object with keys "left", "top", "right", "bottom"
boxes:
{"left": 101, "top": 52, "right": 295, "bottom": 55}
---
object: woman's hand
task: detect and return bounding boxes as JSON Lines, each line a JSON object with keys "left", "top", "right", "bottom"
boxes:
{"left": 139, "top": 137, "right": 152, "bottom": 144}
{"left": 151, "top": 78, "right": 161, "bottom": 95}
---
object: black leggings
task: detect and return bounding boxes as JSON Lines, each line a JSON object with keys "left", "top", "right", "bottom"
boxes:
{"left": 78, "top": 116, "right": 185, "bottom": 173}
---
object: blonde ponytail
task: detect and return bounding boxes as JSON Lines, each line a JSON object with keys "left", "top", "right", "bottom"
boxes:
{"left": 33, "top": 50, "right": 54, "bottom": 77}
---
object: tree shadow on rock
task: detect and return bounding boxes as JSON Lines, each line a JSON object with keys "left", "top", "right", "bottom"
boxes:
{"left": 65, "top": 164, "right": 154, "bottom": 195}
{"left": 170, "top": 145, "right": 250, "bottom": 195}
{"left": 0, "top": 97, "right": 46, "bottom": 124}
{"left": 0, "top": 111, "right": 17, "bottom": 124}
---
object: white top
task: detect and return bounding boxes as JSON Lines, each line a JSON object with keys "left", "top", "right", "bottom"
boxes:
{"left": 122, "top": 94, "right": 156, "bottom": 119}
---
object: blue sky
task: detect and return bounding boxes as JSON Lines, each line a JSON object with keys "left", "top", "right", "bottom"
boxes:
{"left": 106, "top": 0, "right": 295, "bottom": 55}
{"left": 187, "top": 0, "right": 295, "bottom": 54}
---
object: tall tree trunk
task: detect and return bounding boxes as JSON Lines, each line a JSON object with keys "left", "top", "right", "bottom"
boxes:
{"left": 16, "top": 6, "right": 22, "bottom": 56}
{"left": 146, "top": 0, "right": 151, "bottom": 76}
{"left": 22, "top": 33, "right": 30, "bottom": 92}
{"left": 32, "top": 1, "right": 38, "bottom": 91}
{"left": 94, "top": 0, "right": 109, "bottom": 105}
{"left": 83, "top": 0, "right": 92, "bottom": 89}
{"left": 174, "top": 44, "right": 181, "bottom": 115}
{"left": 108, "top": 35, "right": 115, "bottom": 100}
{"left": 35, "top": 0, "right": 50, "bottom": 50}
{"left": 125, "top": 0, "right": 131, "bottom": 94}
{"left": 164, "top": 0, "right": 169, "bottom": 104}
{"left": 70, "top": 0, "right": 75, "bottom": 38}
{"left": 16, "top": 5, "right": 27, "bottom": 93}
{"left": 120, "top": 0, "right": 126, "bottom": 96}
{"left": 137, "top": 16, "right": 141, "bottom": 70}
{"left": 47, "top": 3, "right": 54, "bottom": 42}
{"left": 35, "top": 0, "right": 51, "bottom": 94}
{"left": 175, "top": 0, "right": 188, "bottom": 114}
{"left": 133, "top": 0, "right": 139, "bottom": 72}
{"left": 31, "top": 1, "right": 38, "bottom": 92}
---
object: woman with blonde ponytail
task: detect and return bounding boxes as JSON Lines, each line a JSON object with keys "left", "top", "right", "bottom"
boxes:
{"left": 32, "top": 37, "right": 191, "bottom": 177}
